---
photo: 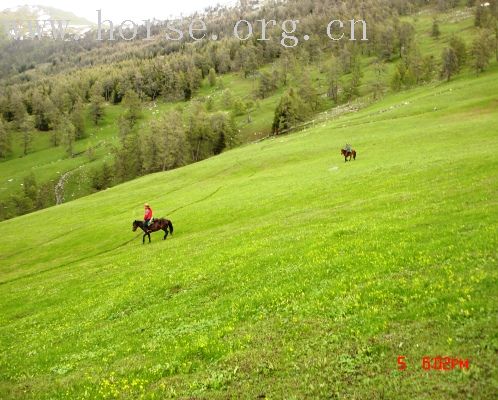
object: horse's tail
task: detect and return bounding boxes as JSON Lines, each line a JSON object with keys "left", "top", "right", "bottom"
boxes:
{"left": 168, "top": 220, "right": 174, "bottom": 235}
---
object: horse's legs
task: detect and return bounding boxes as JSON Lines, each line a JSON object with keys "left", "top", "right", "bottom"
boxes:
{"left": 163, "top": 229, "right": 168, "bottom": 240}
{"left": 142, "top": 234, "right": 146, "bottom": 244}
{"left": 148, "top": 233, "right": 151, "bottom": 243}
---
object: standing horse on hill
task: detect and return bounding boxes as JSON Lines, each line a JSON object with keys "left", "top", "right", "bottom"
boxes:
{"left": 132, "top": 218, "right": 174, "bottom": 244}
{"left": 341, "top": 148, "right": 357, "bottom": 162}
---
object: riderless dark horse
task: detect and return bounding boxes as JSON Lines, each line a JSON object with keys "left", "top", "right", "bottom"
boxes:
{"left": 132, "top": 218, "right": 174, "bottom": 244}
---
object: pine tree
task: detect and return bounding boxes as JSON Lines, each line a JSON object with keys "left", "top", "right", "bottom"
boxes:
{"left": 390, "top": 65, "right": 404, "bottom": 91}
{"left": 89, "top": 95, "right": 105, "bottom": 125}
{"left": 475, "top": 3, "right": 484, "bottom": 27}
{"left": 185, "top": 102, "right": 213, "bottom": 162}
{"left": 10, "top": 193, "right": 33, "bottom": 216}
{"left": 86, "top": 145, "right": 97, "bottom": 161}
{"left": 256, "top": 71, "right": 278, "bottom": 99}
{"left": 147, "top": 111, "right": 188, "bottom": 171}
{"left": 91, "top": 162, "right": 113, "bottom": 191}
{"left": 379, "top": 26, "right": 396, "bottom": 60}
{"left": 298, "top": 72, "right": 321, "bottom": 112}
{"left": 278, "top": 52, "right": 296, "bottom": 86}
{"left": 0, "top": 119, "right": 12, "bottom": 158}
{"left": 20, "top": 116, "right": 34, "bottom": 156}
{"left": 208, "top": 68, "right": 217, "bottom": 87}
{"left": 210, "top": 112, "right": 237, "bottom": 153}
{"left": 222, "top": 89, "right": 234, "bottom": 108}
{"left": 0, "top": 93, "right": 8, "bottom": 121}
{"left": 449, "top": 35, "right": 467, "bottom": 70}
{"left": 471, "top": 29, "right": 494, "bottom": 73}
{"left": 36, "top": 181, "right": 55, "bottom": 209}
{"left": 23, "top": 173, "right": 38, "bottom": 205}
{"left": 398, "top": 22, "right": 415, "bottom": 58}
{"left": 231, "top": 98, "right": 247, "bottom": 117}
{"left": 71, "top": 100, "right": 86, "bottom": 139}
{"left": 272, "top": 89, "right": 306, "bottom": 135}
{"left": 327, "top": 57, "right": 342, "bottom": 104}
{"left": 343, "top": 62, "right": 363, "bottom": 102}
{"left": 113, "top": 133, "right": 142, "bottom": 182}
{"left": 206, "top": 96, "right": 215, "bottom": 111}
{"left": 235, "top": 45, "right": 259, "bottom": 78}
{"left": 122, "top": 90, "right": 142, "bottom": 127}
{"left": 100, "top": 162, "right": 113, "bottom": 189}
{"left": 421, "top": 55, "right": 436, "bottom": 83}
{"left": 31, "top": 89, "right": 57, "bottom": 131}
{"left": 432, "top": 19, "right": 441, "bottom": 39}
{"left": 495, "top": 23, "right": 498, "bottom": 61}
{"left": 371, "top": 60, "right": 387, "bottom": 100}
{"left": 441, "top": 47, "right": 459, "bottom": 81}
{"left": 59, "top": 115, "right": 76, "bottom": 157}
{"left": 9, "top": 89, "right": 27, "bottom": 131}
{"left": 405, "top": 46, "right": 425, "bottom": 84}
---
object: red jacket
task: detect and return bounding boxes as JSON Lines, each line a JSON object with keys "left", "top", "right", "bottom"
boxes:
{"left": 144, "top": 208, "right": 153, "bottom": 220}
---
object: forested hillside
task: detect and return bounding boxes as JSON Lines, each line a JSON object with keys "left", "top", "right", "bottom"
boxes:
{"left": 0, "top": 0, "right": 497, "bottom": 221}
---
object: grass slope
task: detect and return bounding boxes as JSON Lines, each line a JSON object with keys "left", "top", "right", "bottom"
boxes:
{"left": 0, "top": 6, "right": 479, "bottom": 213}
{"left": 0, "top": 63, "right": 497, "bottom": 398}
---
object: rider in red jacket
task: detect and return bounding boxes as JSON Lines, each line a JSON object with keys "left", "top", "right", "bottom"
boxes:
{"left": 144, "top": 203, "right": 153, "bottom": 230}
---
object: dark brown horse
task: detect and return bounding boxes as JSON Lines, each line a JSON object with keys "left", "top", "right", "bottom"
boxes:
{"left": 341, "top": 148, "right": 357, "bottom": 162}
{"left": 132, "top": 218, "right": 174, "bottom": 244}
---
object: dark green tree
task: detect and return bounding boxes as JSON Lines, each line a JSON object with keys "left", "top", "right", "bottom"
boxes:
{"left": 371, "top": 60, "right": 387, "bottom": 100}
{"left": 144, "top": 111, "right": 188, "bottom": 172}
{"left": 59, "top": 115, "right": 76, "bottom": 157}
{"left": 327, "top": 57, "right": 342, "bottom": 104}
{"left": 71, "top": 100, "right": 86, "bottom": 139}
{"left": 471, "top": 29, "right": 494, "bottom": 73}
{"left": 343, "top": 62, "right": 363, "bottom": 102}
{"left": 398, "top": 22, "right": 415, "bottom": 57}
{"left": 91, "top": 162, "right": 114, "bottom": 191}
{"left": 449, "top": 35, "right": 467, "bottom": 70}
{"left": 89, "top": 94, "right": 105, "bottom": 125}
{"left": 20, "top": 116, "right": 34, "bottom": 156}
{"left": 31, "top": 89, "right": 57, "bottom": 131}
{"left": 441, "top": 47, "right": 459, "bottom": 81}
{"left": 122, "top": 89, "right": 142, "bottom": 127}
{"left": 9, "top": 88, "right": 27, "bottom": 131}
{"left": 23, "top": 173, "right": 38, "bottom": 206}
{"left": 298, "top": 72, "right": 321, "bottom": 112}
{"left": 210, "top": 112, "right": 238, "bottom": 153}
{"left": 113, "top": 133, "right": 142, "bottom": 182}
{"left": 272, "top": 88, "right": 307, "bottom": 135}
{"left": 208, "top": 68, "right": 217, "bottom": 87}
{"left": 256, "top": 71, "right": 278, "bottom": 99}
{"left": 0, "top": 119, "right": 12, "bottom": 158}
{"left": 432, "top": 19, "right": 441, "bottom": 39}
{"left": 36, "top": 181, "right": 55, "bottom": 209}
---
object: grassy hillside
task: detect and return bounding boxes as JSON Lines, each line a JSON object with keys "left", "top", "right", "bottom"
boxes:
{"left": 0, "top": 60, "right": 497, "bottom": 399}
{"left": 0, "top": 4, "right": 483, "bottom": 219}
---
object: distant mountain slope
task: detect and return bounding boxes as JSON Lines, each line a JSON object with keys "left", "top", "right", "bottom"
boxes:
{"left": 0, "top": 4, "right": 93, "bottom": 26}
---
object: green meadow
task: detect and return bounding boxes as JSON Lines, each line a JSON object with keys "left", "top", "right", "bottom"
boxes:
{"left": 0, "top": 6, "right": 482, "bottom": 212}
{"left": 0, "top": 58, "right": 497, "bottom": 399}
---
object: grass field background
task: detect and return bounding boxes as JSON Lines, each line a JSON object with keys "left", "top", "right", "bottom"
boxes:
{"left": 0, "top": 60, "right": 497, "bottom": 398}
